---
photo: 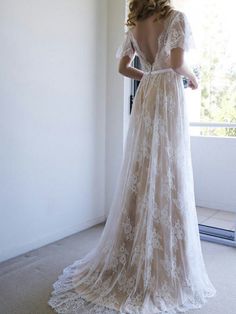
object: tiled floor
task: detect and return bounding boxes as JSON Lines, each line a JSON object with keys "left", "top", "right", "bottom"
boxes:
{"left": 196, "top": 206, "right": 236, "bottom": 231}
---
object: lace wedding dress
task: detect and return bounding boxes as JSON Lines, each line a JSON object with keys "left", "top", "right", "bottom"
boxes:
{"left": 48, "top": 10, "right": 216, "bottom": 313}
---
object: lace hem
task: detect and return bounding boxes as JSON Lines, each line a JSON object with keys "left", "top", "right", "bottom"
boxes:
{"left": 48, "top": 258, "right": 216, "bottom": 314}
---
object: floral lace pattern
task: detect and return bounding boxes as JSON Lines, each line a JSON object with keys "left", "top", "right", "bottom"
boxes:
{"left": 48, "top": 9, "right": 216, "bottom": 314}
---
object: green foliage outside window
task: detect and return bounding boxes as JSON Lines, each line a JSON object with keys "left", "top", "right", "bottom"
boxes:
{"left": 199, "top": 3, "right": 236, "bottom": 137}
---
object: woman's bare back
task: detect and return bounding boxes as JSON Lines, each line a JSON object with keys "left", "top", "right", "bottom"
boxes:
{"left": 130, "top": 13, "right": 168, "bottom": 64}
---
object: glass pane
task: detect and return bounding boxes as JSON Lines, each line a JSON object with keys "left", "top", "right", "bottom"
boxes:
{"left": 174, "top": 0, "right": 236, "bottom": 136}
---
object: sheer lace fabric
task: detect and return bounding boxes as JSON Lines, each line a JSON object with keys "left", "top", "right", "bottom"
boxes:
{"left": 48, "top": 10, "right": 216, "bottom": 314}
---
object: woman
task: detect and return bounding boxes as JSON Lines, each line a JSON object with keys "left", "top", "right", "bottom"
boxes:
{"left": 48, "top": 1, "right": 216, "bottom": 313}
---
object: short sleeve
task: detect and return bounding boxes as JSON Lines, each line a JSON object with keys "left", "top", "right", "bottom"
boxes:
{"left": 165, "top": 11, "right": 195, "bottom": 52}
{"left": 116, "top": 30, "right": 135, "bottom": 60}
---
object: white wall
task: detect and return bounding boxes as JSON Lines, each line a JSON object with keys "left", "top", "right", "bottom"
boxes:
{"left": 105, "top": 0, "right": 127, "bottom": 216}
{"left": 0, "top": 0, "right": 107, "bottom": 262}
{"left": 191, "top": 136, "right": 236, "bottom": 212}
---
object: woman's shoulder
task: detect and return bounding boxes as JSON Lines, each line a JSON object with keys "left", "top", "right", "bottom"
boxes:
{"left": 167, "top": 9, "right": 187, "bottom": 27}
{"left": 125, "top": 25, "right": 136, "bottom": 38}
{"left": 125, "top": 25, "right": 134, "bottom": 33}
{"left": 172, "top": 9, "right": 189, "bottom": 20}
{"left": 169, "top": 9, "right": 185, "bottom": 19}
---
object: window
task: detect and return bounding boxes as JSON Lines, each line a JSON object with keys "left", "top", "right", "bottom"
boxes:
{"left": 174, "top": 0, "right": 236, "bottom": 137}
{"left": 131, "top": 0, "right": 236, "bottom": 137}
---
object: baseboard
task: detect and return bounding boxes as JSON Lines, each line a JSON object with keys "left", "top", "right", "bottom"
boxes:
{"left": 0, "top": 215, "right": 106, "bottom": 263}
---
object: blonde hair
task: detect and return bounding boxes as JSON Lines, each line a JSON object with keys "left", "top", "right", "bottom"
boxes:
{"left": 126, "top": 0, "right": 173, "bottom": 27}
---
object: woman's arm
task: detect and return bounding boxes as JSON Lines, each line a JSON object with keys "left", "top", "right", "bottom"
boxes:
{"left": 118, "top": 55, "right": 144, "bottom": 81}
{"left": 170, "top": 47, "right": 198, "bottom": 89}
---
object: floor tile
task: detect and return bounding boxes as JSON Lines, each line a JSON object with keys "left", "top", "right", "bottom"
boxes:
{"left": 211, "top": 210, "right": 236, "bottom": 222}
{"left": 202, "top": 217, "right": 235, "bottom": 230}
{"left": 197, "top": 214, "right": 210, "bottom": 223}
{"left": 196, "top": 207, "right": 219, "bottom": 218}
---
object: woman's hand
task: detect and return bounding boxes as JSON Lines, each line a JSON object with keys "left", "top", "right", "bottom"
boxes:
{"left": 188, "top": 75, "right": 198, "bottom": 89}
{"left": 170, "top": 47, "right": 199, "bottom": 90}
